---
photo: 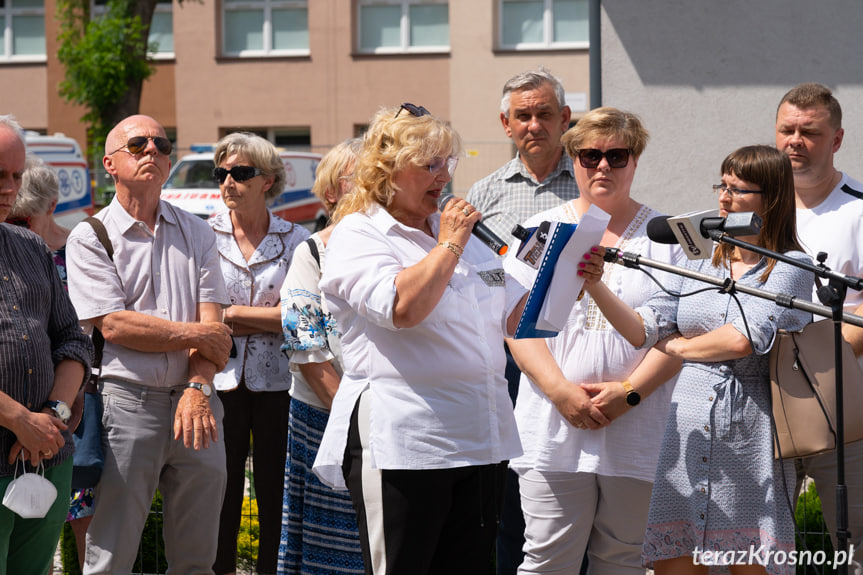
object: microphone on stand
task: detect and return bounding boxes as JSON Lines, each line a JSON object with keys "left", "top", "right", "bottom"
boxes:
{"left": 438, "top": 193, "right": 509, "bottom": 256}
{"left": 646, "top": 210, "right": 762, "bottom": 259}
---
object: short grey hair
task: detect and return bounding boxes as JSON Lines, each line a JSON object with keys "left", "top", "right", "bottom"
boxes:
{"left": 500, "top": 67, "right": 567, "bottom": 116}
{"left": 213, "top": 132, "right": 287, "bottom": 201}
{"left": 11, "top": 153, "right": 59, "bottom": 217}
{"left": 0, "top": 114, "right": 25, "bottom": 146}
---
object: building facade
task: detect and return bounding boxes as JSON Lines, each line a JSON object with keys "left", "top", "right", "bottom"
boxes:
{"left": 1, "top": 0, "right": 592, "bottom": 195}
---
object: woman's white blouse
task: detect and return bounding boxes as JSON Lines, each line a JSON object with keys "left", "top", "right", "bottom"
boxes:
{"left": 312, "top": 204, "right": 526, "bottom": 490}
{"left": 503, "top": 202, "right": 685, "bottom": 482}
{"left": 210, "top": 210, "right": 310, "bottom": 392}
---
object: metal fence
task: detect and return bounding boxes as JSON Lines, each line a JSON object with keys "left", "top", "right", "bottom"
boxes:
{"left": 57, "top": 469, "right": 840, "bottom": 574}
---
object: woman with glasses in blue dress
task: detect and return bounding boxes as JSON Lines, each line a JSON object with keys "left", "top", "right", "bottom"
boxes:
{"left": 311, "top": 104, "right": 528, "bottom": 574}
{"left": 580, "top": 145, "right": 813, "bottom": 575}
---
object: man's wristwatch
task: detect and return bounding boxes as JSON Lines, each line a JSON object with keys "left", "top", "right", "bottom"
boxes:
{"left": 43, "top": 400, "right": 72, "bottom": 424}
{"left": 621, "top": 380, "right": 641, "bottom": 407}
{"left": 187, "top": 382, "right": 213, "bottom": 398}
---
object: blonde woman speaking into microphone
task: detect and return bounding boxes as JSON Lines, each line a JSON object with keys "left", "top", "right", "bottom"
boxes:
{"left": 312, "top": 103, "right": 528, "bottom": 575}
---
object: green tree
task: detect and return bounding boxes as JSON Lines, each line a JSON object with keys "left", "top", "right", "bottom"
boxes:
{"left": 56, "top": 0, "right": 160, "bottom": 156}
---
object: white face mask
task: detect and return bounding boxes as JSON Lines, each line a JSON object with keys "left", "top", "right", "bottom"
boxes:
{"left": 2, "top": 455, "right": 58, "bottom": 519}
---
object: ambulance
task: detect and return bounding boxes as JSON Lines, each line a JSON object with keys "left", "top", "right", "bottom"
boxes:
{"left": 24, "top": 132, "right": 94, "bottom": 227}
{"left": 161, "top": 149, "right": 327, "bottom": 230}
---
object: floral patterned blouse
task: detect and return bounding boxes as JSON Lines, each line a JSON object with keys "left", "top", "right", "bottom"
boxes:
{"left": 209, "top": 210, "right": 310, "bottom": 392}
{"left": 280, "top": 233, "right": 343, "bottom": 410}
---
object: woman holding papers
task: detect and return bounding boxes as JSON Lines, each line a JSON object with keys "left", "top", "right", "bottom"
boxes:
{"left": 504, "top": 106, "right": 685, "bottom": 574}
{"left": 311, "top": 104, "right": 528, "bottom": 574}
{"left": 580, "top": 145, "right": 812, "bottom": 575}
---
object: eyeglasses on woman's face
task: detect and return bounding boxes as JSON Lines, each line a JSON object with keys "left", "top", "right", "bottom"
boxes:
{"left": 575, "top": 148, "right": 631, "bottom": 169}
{"left": 712, "top": 183, "right": 763, "bottom": 199}
{"left": 427, "top": 156, "right": 459, "bottom": 177}
{"left": 214, "top": 166, "right": 264, "bottom": 184}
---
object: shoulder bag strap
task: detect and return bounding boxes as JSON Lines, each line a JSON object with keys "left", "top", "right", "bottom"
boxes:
{"left": 83, "top": 217, "right": 115, "bottom": 372}
{"left": 306, "top": 237, "right": 320, "bottom": 267}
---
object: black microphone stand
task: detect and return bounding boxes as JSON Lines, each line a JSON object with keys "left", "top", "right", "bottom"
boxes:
{"left": 606, "top": 232, "right": 863, "bottom": 575}
{"left": 708, "top": 232, "right": 863, "bottom": 575}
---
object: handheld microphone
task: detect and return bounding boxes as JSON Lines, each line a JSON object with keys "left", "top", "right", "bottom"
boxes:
{"left": 438, "top": 193, "right": 509, "bottom": 256}
{"left": 646, "top": 209, "right": 762, "bottom": 260}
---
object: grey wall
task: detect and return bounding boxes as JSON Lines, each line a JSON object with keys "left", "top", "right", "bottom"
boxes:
{"left": 601, "top": 0, "right": 863, "bottom": 216}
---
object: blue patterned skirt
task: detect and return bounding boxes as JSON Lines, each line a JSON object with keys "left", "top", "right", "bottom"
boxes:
{"left": 278, "top": 399, "right": 364, "bottom": 574}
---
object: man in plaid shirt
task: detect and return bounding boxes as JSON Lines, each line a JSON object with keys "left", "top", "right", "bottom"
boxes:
{"left": 467, "top": 67, "right": 579, "bottom": 245}
{"left": 466, "top": 67, "right": 579, "bottom": 575}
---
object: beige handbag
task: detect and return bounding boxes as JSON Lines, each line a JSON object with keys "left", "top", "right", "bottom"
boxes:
{"left": 769, "top": 319, "right": 863, "bottom": 458}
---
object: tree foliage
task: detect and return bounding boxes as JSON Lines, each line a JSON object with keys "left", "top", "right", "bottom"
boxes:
{"left": 56, "top": 0, "right": 159, "bottom": 156}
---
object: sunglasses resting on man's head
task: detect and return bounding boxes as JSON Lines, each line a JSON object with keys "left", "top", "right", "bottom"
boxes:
{"left": 109, "top": 136, "right": 173, "bottom": 157}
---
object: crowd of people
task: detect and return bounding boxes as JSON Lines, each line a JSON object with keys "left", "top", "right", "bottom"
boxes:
{"left": 1, "top": 72, "right": 862, "bottom": 575}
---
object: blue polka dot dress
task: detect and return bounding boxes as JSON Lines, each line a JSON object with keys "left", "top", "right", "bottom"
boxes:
{"left": 637, "top": 251, "right": 812, "bottom": 575}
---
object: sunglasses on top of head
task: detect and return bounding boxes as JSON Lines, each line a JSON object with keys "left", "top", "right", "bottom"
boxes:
{"left": 214, "top": 166, "right": 264, "bottom": 184}
{"left": 575, "top": 148, "right": 631, "bottom": 169}
{"left": 109, "top": 136, "right": 173, "bottom": 156}
{"left": 395, "top": 103, "right": 431, "bottom": 118}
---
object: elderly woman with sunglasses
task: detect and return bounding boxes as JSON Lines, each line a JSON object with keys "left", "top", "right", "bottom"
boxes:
{"left": 503, "top": 107, "right": 685, "bottom": 574}
{"left": 579, "top": 145, "right": 812, "bottom": 575}
{"left": 208, "top": 132, "right": 310, "bottom": 575}
{"left": 311, "top": 104, "right": 528, "bottom": 575}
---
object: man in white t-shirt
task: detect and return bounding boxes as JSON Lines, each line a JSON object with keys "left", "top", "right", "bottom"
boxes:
{"left": 776, "top": 82, "right": 863, "bottom": 574}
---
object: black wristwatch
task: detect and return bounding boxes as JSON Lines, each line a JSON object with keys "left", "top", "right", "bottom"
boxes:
{"left": 622, "top": 380, "right": 641, "bottom": 407}
{"left": 43, "top": 400, "right": 72, "bottom": 424}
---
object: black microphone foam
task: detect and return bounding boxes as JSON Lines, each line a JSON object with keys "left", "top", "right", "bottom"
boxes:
{"left": 438, "top": 194, "right": 509, "bottom": 256}
{"left": 646, "top": 215, "right": 677, "bottom": 245}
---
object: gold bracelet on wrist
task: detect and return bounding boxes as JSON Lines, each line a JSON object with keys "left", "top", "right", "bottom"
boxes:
{"left": 438, "top": 241, "right": 463, "bottom": 260}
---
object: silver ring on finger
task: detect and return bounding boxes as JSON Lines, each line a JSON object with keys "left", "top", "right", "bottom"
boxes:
{"left": 462, "top": 207, "right": 472, "bottom": 217}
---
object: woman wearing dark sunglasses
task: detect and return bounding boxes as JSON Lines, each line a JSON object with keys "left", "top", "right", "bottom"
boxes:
{"left": 503, "top": 107, "right": 686, "bottom": 574}
{"left": 311, "top": 105, "right": 528, "bottom": 574}
{"left": 579, "top": 146, "right": 812, "bottom": 575}
{"left": 208, "top": 132, "right": 311, "bottom": 575}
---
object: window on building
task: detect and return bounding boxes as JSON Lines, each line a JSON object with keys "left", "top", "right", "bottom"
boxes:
{"left": 222, "top": 0, "right": 309, "bottom": 57}
{"left": 499, "top": 0, "right": 588, "bottom": 50}
{"left": 219, "top": 127, "right": 311, "bottom": 152}
{"left": 92, "top": 0, "right": 174, "bottom": 58}
{"left": 357, "top": 0, "right": 449, "bottom": 54}
{"left": 149, "top": 0, "right": 174, "bottom": 58}
{"left": 0, "top": 0, "right": 46, "bottom": 61}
